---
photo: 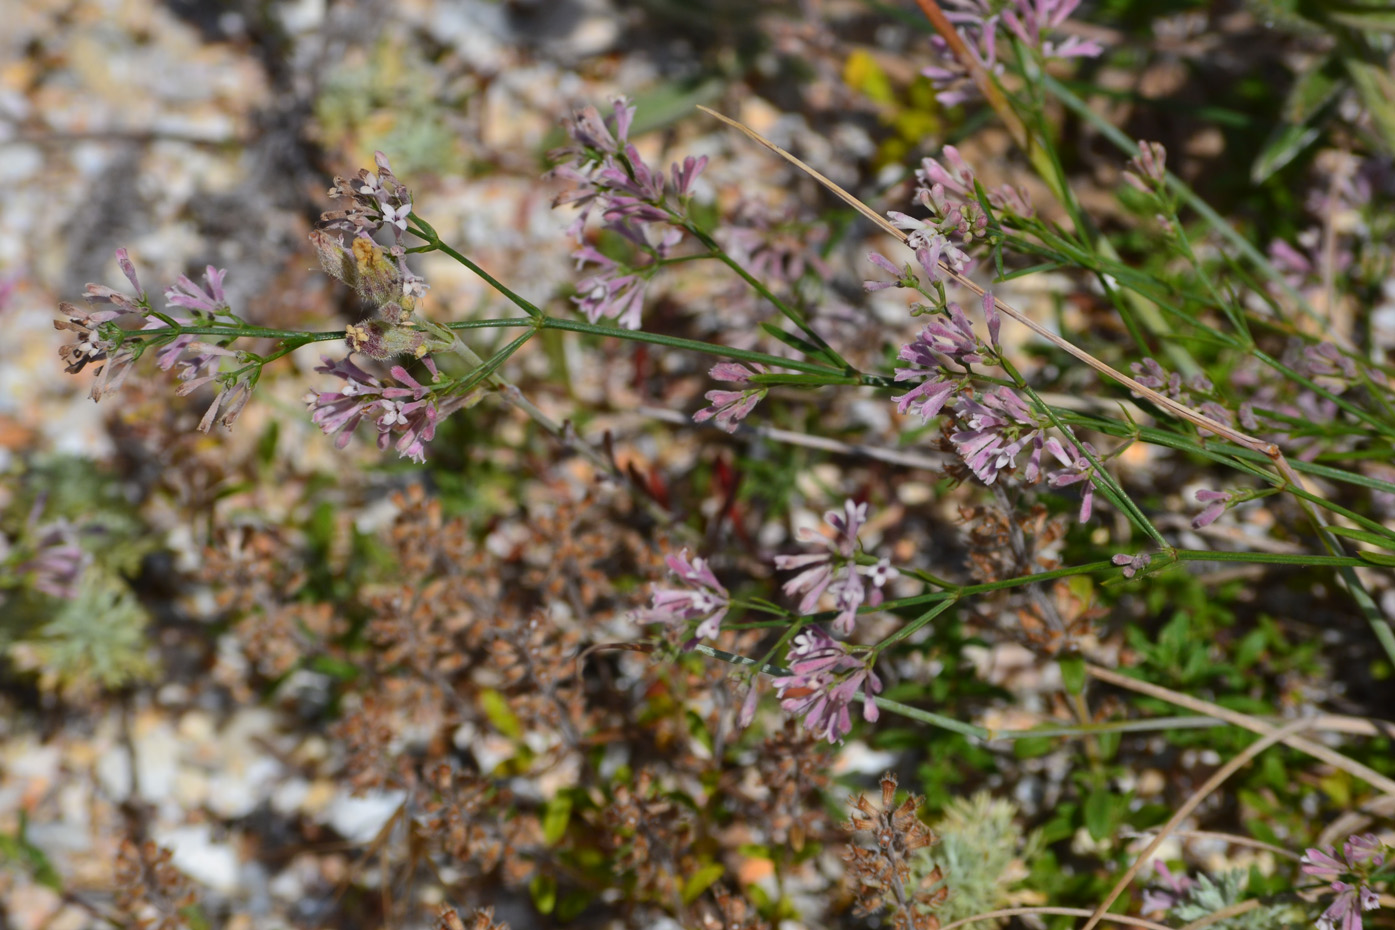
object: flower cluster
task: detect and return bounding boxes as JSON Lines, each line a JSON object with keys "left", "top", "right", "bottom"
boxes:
{"left": 640, "top": 501, "right": 899, "bottom": 741}
{"left": 1111, "top": 552, "right": 1152, "bottom": 579}
{"left": 307, "top": 355, "right": 444, "bottom": 464}
{"left": 312, "top": 154, "right": 440, "bottom": 364}
{"left": 772, "top": 626, "right": 882, "bottom": 744}
{"left": 54, "top": 250, "right": 149, "bottom": 402}
{"left": 550, "top": 97, "right": 707, "bottom": 329}
{"left": 307, "top": 154, "right": 472, "bottom": 462}
{"left": 1123, "top": 140, "right": 1169, "bottom": 194}
{"left": 843, "top": 773, "right": 944, "bottom": 930}
{"left": 775, "top": 500, "right": 899, "bottom": 635}
{"left": 320, "top": 150, "right": 415, "bottom": 244}
{"left": 892, "top": 294, "right": 1001, "bottom": 422}
{"left": 693, "top": 362, "right": 768, "bottom": 433}
{"left": 1129, "top": 356, "right": 1239, "bottom": 434}
{"left": 950, "top": 386, "right": 1046, "bottom": 485}
{"left": 1302, "top": 834, "right": 1389, "bottom": 930}
{"left": 923, "top": 0, "right": 1103, "bottom": 107}
{"left": 313, "top": 153, "right": 445, "bottom": 373}
{"left": 889, "top": 294, "right": 1105, "bottom": 519}
{"left": 55, "top": 250, "right": 255, "bottom": 431}
{"left": 635, "top": 549, "right": 731, "bottom": 645}
{"left": 869, "top": 148, "right": 1031, "bottom": 303}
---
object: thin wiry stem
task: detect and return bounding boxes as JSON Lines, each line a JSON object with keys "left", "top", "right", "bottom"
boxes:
{"left": 696, "top": 104, "right": 1395, "bottom": 667}
{"left": 1081, "top": 717, "right": 1314, "bottom": 930}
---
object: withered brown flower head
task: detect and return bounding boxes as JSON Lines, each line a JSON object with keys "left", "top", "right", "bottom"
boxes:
{"left": 842, "top": 773, "right": 946, "bottom": 930}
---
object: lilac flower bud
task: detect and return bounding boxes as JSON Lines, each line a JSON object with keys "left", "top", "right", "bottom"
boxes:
{"left": 165, "top": 266, "right": 230, "bottom": 316}
{"left": 1191, "top": 489, "right": 1234, "bottom": 529}
{"left": 1111, "top": 553, "right": 1151, "bottom": 579}
{"left": 670, "top": 155, "right": 708, "bottom": 198}
{"left": 737, "top": 681, "right": 760, "bottom": 729}
{"left": 635, "top": 549, "right": 731, "bottom": 644}
{"left": 114, "top": 249, "right": 145, "bottom": 303}
{"left": 708, "top": 361, "right": 760, "bottom": 383}
{"left": 693, "top": 389, "right": 765, "bottom": 433}
{"left": 983, "top": 290, "right": 1000, "bottom": 350}
{"left": 863, "top": 252, "right": 909, "bottom": 292}
{"left": 1131, "top": 140, "right": 1168, "bottom": 183}
{"left": 197, "top": 377, "right": 252, "bottom": 433}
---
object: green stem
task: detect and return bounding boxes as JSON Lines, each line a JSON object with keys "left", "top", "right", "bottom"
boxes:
{"left": 1040, "top": 73, "right": 1333, "bottom": 337}
{"left": 409, "top": 213, "right": 544, "bottom": 318}
{"left": 991, "top": 715, "right": 1229, "bottom": 740}
{"left": 1173, "top": 549, "right": 1370, "bottom": 567}
{"left": 1000, "top": 356, "right": 1167, "bottom": 546}
{"left": 678, "top": 219, "right": 848, "bottom": 369}
{"left": 872, "top": 597, "right": 960, "bottom": 659}
{"left": 537, "top": 316, "right": 843, "bottom": 375}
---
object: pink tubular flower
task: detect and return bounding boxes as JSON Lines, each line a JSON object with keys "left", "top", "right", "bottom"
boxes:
{"left": 693, "top": 362, "right": 767, "bottom": 433}
{"left": 321, "top": 151, "right": 413, "bottom": 243}
{"left": 308, "top": 356, "right": 442, "bottom": 463}
{"left": 636, "top": 549, "right": 731, "bottom": 644}
{"left": 774, "top": 500, "right": 899, "bottom": 635}
{"left": 771, "top": 626, "right": 882, "bottom": 744}
{"left": 863, "top": 252, "right": 912, "bottom": 292}
{"left": 950, "top": 386, "right": 1044, "bottom": 485}
{"left": 165, "top": 265, "right": 230, "bottom": 316}
{"left": 571, "top": 246, "right": 649, "bottom": 330}
{"left": 887, "top": 213, "right": 973, "bottom": 281}
{"left": 1342, "top": 834, "right": 1386, "bottom": 869}
{"left": 1302, "top": 834, "right": 1387, "bottom": 930}
{"left": 1042, "top": 436, "right": 1100, "bottom": 521}
{"left": 670, "top": 154, "right": 708, "bottom": 199}
{"left": 922, "top": 1, "right": 1102, "bottom": 107}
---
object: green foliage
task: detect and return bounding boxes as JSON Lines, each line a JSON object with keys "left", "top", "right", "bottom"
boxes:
{"left": 1, "top": 456, "right": 158, "bottom": 692}
{"left": 913, "top": 792, "right": 1041, "bottom": 928}
{"left": 1167, "top": 869, "right": 1305, "bottom": 930}
{"left": 0, "top": 813, "right": 62, "bottom": 892}
{"left": 314, "top": 35, "right": 466, "bottom": 176}
{"left": 27, "top": 574, "right": 154, "bottom": 690}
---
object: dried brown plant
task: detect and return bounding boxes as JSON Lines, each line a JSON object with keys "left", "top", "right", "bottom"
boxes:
{"left": 842, "top": 772, "right": 947, "bottom": 930}
{"left": 113, "top": 839, "right": 198, "bottom": 930}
